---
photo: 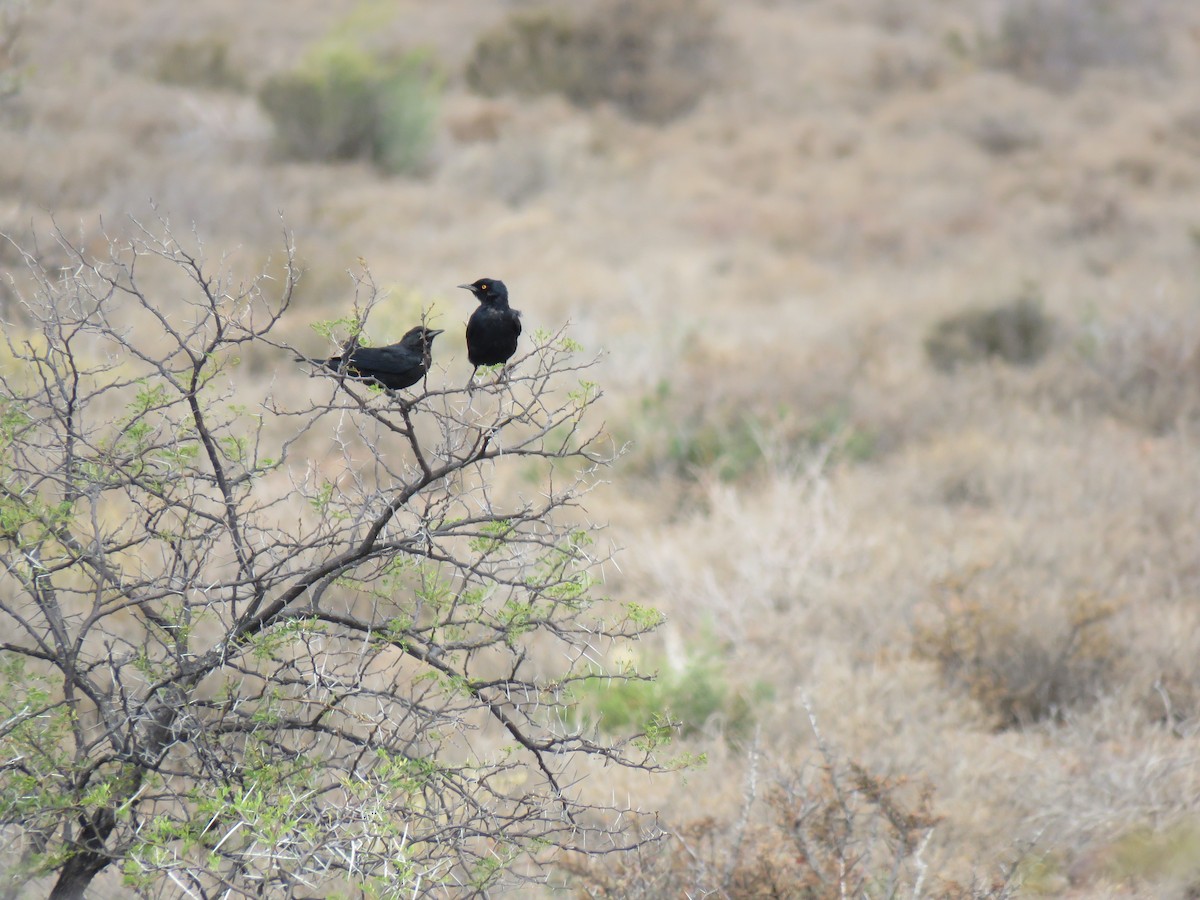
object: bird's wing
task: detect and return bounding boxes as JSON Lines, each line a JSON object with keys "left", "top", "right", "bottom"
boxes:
{"left": 350, "top": 345, "right": 421, "bottom": 375}
{"left": 465, "top": 311, "right": 483, "bottom": 344}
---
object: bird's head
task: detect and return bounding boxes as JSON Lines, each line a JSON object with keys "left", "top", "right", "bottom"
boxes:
{"left": 458, "top": 278, "right": 508, "bottom": 307}
{"left": 401, "top": 326, "right": 444, "bottom": 351}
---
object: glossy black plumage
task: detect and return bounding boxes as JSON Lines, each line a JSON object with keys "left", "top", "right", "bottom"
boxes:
{"left": 299, "top": 326, "right": 443, "bottom": 391}
{"left": 459, "top": 278, "right": 522, "bottom": 369}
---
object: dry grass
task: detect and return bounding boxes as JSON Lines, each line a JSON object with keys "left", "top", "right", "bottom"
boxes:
{"left": 6, "top": 0, "right": 1200, "bottom": 895}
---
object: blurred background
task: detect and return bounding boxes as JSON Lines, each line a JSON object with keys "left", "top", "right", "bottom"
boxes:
{"left": 5, "top": 0, "right": 1200, "bottom": 893}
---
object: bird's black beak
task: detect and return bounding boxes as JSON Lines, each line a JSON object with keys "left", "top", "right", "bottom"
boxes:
{"left": 457, "top": 283, "right": 473, "bottom": 292}
{"left": 428, "top": 329, "right": 444, "bottom": 337}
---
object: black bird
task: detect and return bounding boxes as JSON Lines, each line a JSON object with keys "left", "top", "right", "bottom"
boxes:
{"left": 459, "top": 278, "right": 522, "bottom": 376}
{"left": 298, "top": 325, "right": 443, "bottom": 391}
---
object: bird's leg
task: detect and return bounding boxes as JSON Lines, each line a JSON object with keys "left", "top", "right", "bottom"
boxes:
{"left": 466, "top": 366, "right": 479, "bottom": 391}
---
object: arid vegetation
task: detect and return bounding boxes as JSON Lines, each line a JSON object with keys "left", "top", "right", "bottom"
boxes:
{"left": 3, "top": 0, "right": 1200, "bottom": 895}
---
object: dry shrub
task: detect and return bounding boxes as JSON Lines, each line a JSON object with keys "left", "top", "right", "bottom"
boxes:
{"left": 925, "top": 291, "right": 1054, "bottom": 372}
{"left": 464, "top": 0, "right": 722, "bottom": 124}
{"left": 1076, "top": 309, "right": 1200, "bottom": 434}
{"left": 963, "top": 112, "right": 1041, "bottom": 157}
{"left": 915, "top": 573, "right": 1124, "bottom": 730}
{"left": 734, "top": 765, "right": 945, "bottom": 898}
{"left": 981, "top": 0, "right": 1167, "bottom": 90}
{"left": 151, "top": 36, "right": 246, "bottom": 92}
{"left": 867, "top": 40, "right": 947, "bottom": 94}
{"left": 1145, "top": 670, "right": 1200, "bottom": 737}
{"left": 562, "top": 721, "right": 1019, "bottom": 898}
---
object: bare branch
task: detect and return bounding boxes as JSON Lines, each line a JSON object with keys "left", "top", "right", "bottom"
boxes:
{"left": 0, "top": 221, "right": 664, "bottom": 897}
